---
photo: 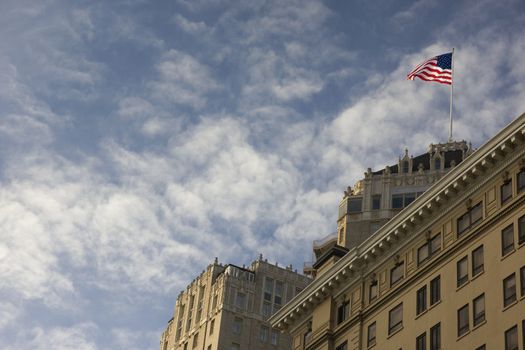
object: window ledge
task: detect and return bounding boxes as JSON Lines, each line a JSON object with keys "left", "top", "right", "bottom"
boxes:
{"left": 429, "top": 299, "right": 442, "bottom": 311}
{"left": 503, "top": 300, "right": 518, "bottom": 312}
{"left": 387, "top": 326, "right": 404, "bottom": 339}
{"left": 456, "top": 280, "right": 470, "bottom": 292}
{"left": 415, "top": 309, "right": 428, "bottom": 320}
{"left": 471, "top": 270, "right": 485, "bottom": 282}
{"left": 367, "top": 341, "right": 376, "bottom": 349}
{"left": 457, "top": 330, "right": 470, "bottom": 341}
{"left": 472, "top": 319, "right": 486, "bottom": 331}
{"left": 501, "top": 249, "right": 516, "bottom": 261}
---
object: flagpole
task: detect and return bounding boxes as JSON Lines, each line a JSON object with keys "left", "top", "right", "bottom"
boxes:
{"left": 449, "top": 48, "right": 454, "bottom": 142}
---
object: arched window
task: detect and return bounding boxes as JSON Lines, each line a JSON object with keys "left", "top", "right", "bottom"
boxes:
{"left": 435, "top": 157, "right": 441, "bottom": 170}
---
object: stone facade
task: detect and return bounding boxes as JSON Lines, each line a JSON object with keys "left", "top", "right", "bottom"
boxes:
{"left": 271, "top": 113, "right": 525, "bottom": 350}
{"left": 160, "top": 257, "right": 311, "bottom": 350}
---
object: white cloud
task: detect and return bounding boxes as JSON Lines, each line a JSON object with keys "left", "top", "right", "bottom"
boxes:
{"left": 5, "top": 323, "right": 99, "bottom": 350}
{"left": 149, "top": 50, "right": 220, "bottom": 109}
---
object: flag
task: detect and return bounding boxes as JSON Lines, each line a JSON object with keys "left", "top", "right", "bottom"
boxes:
{"left": 407, "top": 52, "right": 452, "bottom": 85}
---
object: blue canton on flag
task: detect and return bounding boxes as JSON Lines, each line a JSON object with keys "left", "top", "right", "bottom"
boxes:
{"left": 407, "top": 52, "right": 453, "bottom": 85}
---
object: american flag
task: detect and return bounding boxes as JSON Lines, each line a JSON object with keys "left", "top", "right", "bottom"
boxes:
{"left": 407, "top": 52, "right": 453, "bottom": 85}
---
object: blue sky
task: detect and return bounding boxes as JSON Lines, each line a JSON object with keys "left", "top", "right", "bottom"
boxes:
{"left": 1, "top": 0, "right": 524, "bottom": 349}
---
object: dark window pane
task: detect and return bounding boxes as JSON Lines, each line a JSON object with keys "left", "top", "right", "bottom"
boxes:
{"left": 416, "top": 332, "right": 426, "bottom": 350}
{"left": 518, "top": 170, "right": 525, "bottom": 192}
{"left": 372, "top": 195, "right": 381, "bottom": 210}
{"left": 335, "top": 341, "right": 347, "bottom": 350}
{"left": 521, "top": 266, "right": 525, "bottom": 297}
{"left": 405, "top": 192, "right": 416, "bottom": 206}
{"left": 475, "top": 345, "right": 486, "bottom": 350}
{"left": 402, "top": 161, "right": 409, "bottom": 174}
{"left": 367, "top": 322, "right": 376, "bottom": 347}
{"left": 473, "top": 294, "right": 485, "bottom": 326}
{"left": 505, "top": 325, "right": 518, "bottom": 350}
{"left": 392, "top": 194, "right": 403, "bottom": 209}
{"left": 457, "top": 257, "right": 468, "bottom": 287}
{"left": 388, "top": 303, "right": 403, "bottom": 334}
{"left": 457, "top": 304, "right": 469, "bottom": 337}
{"left": 369, "top": 281, "right": 378, "bottom": 301}
{"left": 337, "top": 301, "right": 349, "bottom": 324}
{"left": 518, "top": 214, "right": 525, "bottom": 244}
{"left": 417, "top": 242, "right": 429, "bottom": 264}
{"left": 472, "top": 245, "right": 484, "bottom": 276}
{"left": 501, "top": 180, "right": 513, "bottom": 203}
{"left": 416, "top": 286, "right": 427, "bottom": 315}
{"left": 430, "top": 276, "right": 441, "bottom": 305}
{"left": 390, "top": 263, "right": 404, "bottom": 286}
{"left": 502, "top": 224, "right": 515, "bottom": 256}
{"left": 471, "top": 202, "right": 483, "bottom": 225}
{"left": 348, "top": 198, "right": 362, "bottom": 213}
{"left": 457, "top": 212, "right": 470, "bottom": 235}
{"left": 430, "top": 234, "right": 441, "bottom": 255}
{"left": 430, "top": 323, "right": 440, "bottom": 350}
{"left": 503, "top": 273, "right": 516, "bottom": 307}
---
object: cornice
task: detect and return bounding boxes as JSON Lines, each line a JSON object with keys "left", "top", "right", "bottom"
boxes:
{"left": 270, "top": 112, "right": 525, "bottom": 331}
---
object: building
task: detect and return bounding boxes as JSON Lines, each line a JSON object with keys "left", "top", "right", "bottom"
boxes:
{"left": 270, "top": 113, "right": 525, "bottom": 350}
{"left": 160, "top": 256, "right": 311, "bottom": 350}
{"left": 305, "top": 140, "right": 473, "bottom": 279}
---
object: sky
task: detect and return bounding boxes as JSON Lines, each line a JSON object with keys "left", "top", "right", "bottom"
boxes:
{"left": 0, "top": 0, "right": 524, "bottom": 349}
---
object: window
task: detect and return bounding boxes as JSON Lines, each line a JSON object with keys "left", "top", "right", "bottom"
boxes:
{"left": 521, "top": 266, "right": 525, "bottom": 297}
{"left": 501, "top": 179, "right": 513, "bottom": 204}
{"left": 505, "top": 325, "right": 518, "bottom": 350}
{"left": 390, "top": 262, "right": 404, "bottom": 286}
{"left": 184, "top": 342, "right": 188, "bottom": 350}
{"left": 402, "top": 160, "right": 409, "bottom": 174}
{"left": 303, "top": 327, "right": 312, "bottom": 347}
{"left": 457, "top": 256, "right": 468, "bottom": 287}
{"left": 274, "top": 281, "right": 284, "bottom": 305}
{"left": 457, "top": 304, "right": 469, "bottom": 337}
{"left": 209, "top": 319, "right": 215, "bottom": 335}
{"left": 392, "top": 192, "right": 419, "bottom": 209}
{"left": 235, "top": 292, "right": 246, "bottom": 310}
{"left": 416, "top": 332, "right": 426, "bottom": 350}
{"left": 337, "top": 300, "right": 349, "bottom": 324}
{"left": 430, "top": 323, "right": 440, "bottom": 350}
{"left": 348, "top": 198, "right": 362, "bottom": 213}
{"left": 416, "top": 285, "right": 427, "bottom": 315}
{"left": 405, "top": 192, "right": 416, "bottom": 206}
{"left": 417, "top": 234, "right": 441, "bottom": 265}
{"left": 475, "top": 345, "right": 486, "bottom": 350}
{"left": 230, "top": 343, "right": 240, "bottom": 350}
{"left": 502, "top": 224, "right": 515, "bottom": 256}
{"left": 372, "top": 195, "right": 381, "bottom": 210}
{"left": 435, "top": 157, "right": 441, "bottom": 170}
{"left": 503, "top": 273, "right": 517, "bottom": 307}
{"left": 232, "top": 317, "right": 242, "bottom": 334}
{"left": 388, "top": 303, "right": 403, "bottom": 335}
{"left": 262, "top": 301, "right": 272, "bottom": 317}
{"left": 367, "top": 322, "right": 376, "bottom": 347}
{"left": 518, "top": 214, "right": 525, "bottom": 244}
{"left": 518, "top": 169, "right": 525, "bottom": 192}
{"left": 523, "top": 320, "right": 525, "bottom": 350}
{"left": 473, "top": 294, "right": 485, "bottom": 326}
{"left": 472, "top": 245, "right": 484, "bottom": 276}
{"left": 259, "top": 325, "right": 269, "bottom": 342}
{"left": 457, "top": 202, "right": 483, "bottom": 236}
{"left": 271, "top": 329, "right": 278, "bottom": 345}
{"left": 192, "top": 333, "right": 198, "bottom": 348}
{"left": 430, "top": 276, "right": 441, "bottom": 305}
{"left": 264, "top": 278, "right": 274, "bottom": 302}
{"left": 335, "top": 341, "right": 348, "bottom": 350}
{"left": 392, "top": 194, "right": 404, "bottom": 209}
{"left": 369, "top": 280, "right": 378, "bottom": 301}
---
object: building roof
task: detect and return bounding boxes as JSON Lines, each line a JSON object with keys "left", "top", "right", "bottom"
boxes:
{"left": 270, "top": 112, "right": 525, "bottom": 331}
